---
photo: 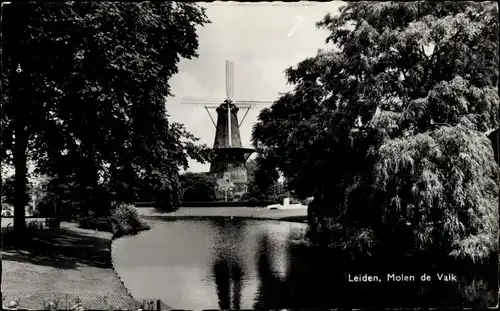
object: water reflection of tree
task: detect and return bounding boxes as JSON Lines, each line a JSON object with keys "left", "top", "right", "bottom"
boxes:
{"left": 212, "top": 257, "right": 244, "bottom": 310}
{"left": 209, "top": 220, "right": 496, "bottom": 309}
{"left": 253, "top": 230, "right": 338, "bottom": 310}
{"left": 251, "top": 230, "right": 498, "bottom": 309}
{"left": 210, "top": 218, "right": 246, "bottom": 310}
{"left": 253, "top": 234, "right": 291, "bottom": 310}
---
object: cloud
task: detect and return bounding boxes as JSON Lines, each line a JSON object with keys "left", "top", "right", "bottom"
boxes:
{"left": 287, "top": 16, "right": 305, "bottom": 37}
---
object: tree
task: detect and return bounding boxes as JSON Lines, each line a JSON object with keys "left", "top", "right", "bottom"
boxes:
{"left": 252, "top": 2, "right": 499, "bottom": 261}
{"left": 244, "top": 159, "right": 265, "bottom": 199}
{"left": 1, "top": 2, "right": 211, "bottom": 232}
{"left": 244, "top": 158, "right": 287, "bottom": 202}
{"left": 1, "top": 175, "right": 31, "bottom": 206}
{"left": 179, "top": 172, "right": 218, "bottom": 202}
{"left": 245, "top": 159, "right": 258, "bottom": 189}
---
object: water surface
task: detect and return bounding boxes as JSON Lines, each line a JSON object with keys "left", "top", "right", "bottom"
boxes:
{"left": 112, "top": 218, "right": 497, "bottom": 309}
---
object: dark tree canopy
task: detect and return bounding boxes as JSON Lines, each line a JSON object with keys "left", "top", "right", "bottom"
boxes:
{"left": 1, "top": 175, "right": 31, "bottom": 206}
{"left": 1, "top": 2, "right": 211, "bottom": 230}
{"left": 180, "top": 172, "right": 218, "bottom": 202}
{"left": 252, "top": 1, "right": 499, "bottom": 261}
{"left": 244, "top": 158, "right": 288, "bottom": 203}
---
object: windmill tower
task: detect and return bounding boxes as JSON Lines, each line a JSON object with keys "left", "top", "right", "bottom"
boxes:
{"left": 181, "top": 60, "right": 273, "bottom": 201}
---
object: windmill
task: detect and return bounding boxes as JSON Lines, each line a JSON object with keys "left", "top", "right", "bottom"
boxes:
{"left": 181, "top": 60, "right": 273, "bottom": 201}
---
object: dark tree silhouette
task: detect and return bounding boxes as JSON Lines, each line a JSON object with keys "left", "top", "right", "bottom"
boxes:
{"left": 252, "top": 1, "right": 499, "bottom": 261}
{"left": 2, "top": 2, "right": 212, "bottom": 231}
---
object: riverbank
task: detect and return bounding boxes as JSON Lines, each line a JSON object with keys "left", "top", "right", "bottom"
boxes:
{"left": 136, "top": 206, "right": 308, "bottom": 222}
{"left": 1, "top": 222, "right": 142, "bottom": 310}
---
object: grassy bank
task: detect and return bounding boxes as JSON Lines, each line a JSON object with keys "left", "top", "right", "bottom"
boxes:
{"left": 1, "top": 222, "right": 143, "bottom": 310}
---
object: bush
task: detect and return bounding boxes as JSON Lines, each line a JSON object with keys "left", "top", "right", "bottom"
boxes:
{"left": 239, "top": 191, "right": 265, "bottom": 202}
{"left": 109, "top": 204, "right": 151, "bottom": 237}
{"left": 180, "top": 172, "right": 217, "bottom": 201}
{"left": 78, "top": 212, "right": 112, "bottom": 232}
{"left": 35, "top": 197, "right": 56, "bottom": 217}
{"left": 241, "top": 196, "right": 259, "bottom": 204}
{"left": 135, "top": 201, "right": 155, "bottom": 207}
{"left": 77, "top": 204, "right": 150, "bottom": 237}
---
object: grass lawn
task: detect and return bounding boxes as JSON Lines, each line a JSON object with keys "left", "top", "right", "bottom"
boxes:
{"left": 1, "top": 222, "right": 143, "bottom": 310}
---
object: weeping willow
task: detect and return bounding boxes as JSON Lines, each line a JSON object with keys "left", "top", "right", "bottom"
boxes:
{"left": 373, "top": 125, "right": 499, "bottom": 261}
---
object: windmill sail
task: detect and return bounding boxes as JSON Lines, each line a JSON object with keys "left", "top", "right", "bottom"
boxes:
{"left": 225, "top": 60, "right": 235, "bottom": 100}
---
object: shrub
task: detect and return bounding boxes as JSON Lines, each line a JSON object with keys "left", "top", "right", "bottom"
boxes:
{"left": 35, "top": 197, "right": 57, "bottom": 217}
{"left": 77, "top": 204, "right": 150, "bottom": 237}
{"left": 109, "top": 203, "right": 151, "bottom": 237}
{"left": 239, "top": 191, "right": 265, "bottom": 202}
{"left": 77, "top": 211, "right": 111, "bottom": 232}
{"left": 180, "top": 172, "right": 218, "bottom": 201}
{"left": 242, "top": 196, "right": 259, "bottom": 204}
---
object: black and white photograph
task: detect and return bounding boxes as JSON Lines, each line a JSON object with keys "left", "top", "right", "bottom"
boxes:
{"left": 1, "top": 1, "right": 499, "bottom": 310}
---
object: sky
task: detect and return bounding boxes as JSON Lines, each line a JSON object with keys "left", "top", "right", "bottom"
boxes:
{"left": 167, "top": 1, "right": 344, "bottom": 172}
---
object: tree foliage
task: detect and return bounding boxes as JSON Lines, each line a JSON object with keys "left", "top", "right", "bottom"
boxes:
{"left": 1, "top": 175, "right": 31, "bottom": 206}
{"left": 252, "top": 1, "right": 499, "bottom": 261}
{"left": 244, "top": 158, "right": 288, "bottom": 202}
{"left": 1, "top": 2, "right": 211, "bottom": 231}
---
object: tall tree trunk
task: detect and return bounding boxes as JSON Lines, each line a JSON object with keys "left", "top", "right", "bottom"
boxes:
{"left": 12, "top": 65, "right": 29, "bottom": 233}
{"left": 78, "top": 137, "right": 101, "bottom": 215}
{"left": 13, "top": 124, "right": 28, "bottom": 233}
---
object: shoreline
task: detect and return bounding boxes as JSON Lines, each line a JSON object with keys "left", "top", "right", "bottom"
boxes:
{"left": 108, "top": 226, "right": 174, "bottom": 311}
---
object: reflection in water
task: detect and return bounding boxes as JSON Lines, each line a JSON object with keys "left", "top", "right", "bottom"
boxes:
{"left": 211, "top": 219, "right": 245, "bottom": 310}
{"left": 112, "top": 219, "right": 498, "bottom": 309}
{"left": 212, "top": 258, "right": 244, "bottom": 310}
{"left": 253, "top": 234, "right": 289, "bottom": 310}
{"left": 231, "top": 263, "right": 243, "bottom": 310}
{"left": 213, "top": 259, "right": 230, "bottom": 310}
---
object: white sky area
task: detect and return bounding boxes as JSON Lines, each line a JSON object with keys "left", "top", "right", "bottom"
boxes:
{"left": 169, "top": 2, "right": 342, "bottom": 172}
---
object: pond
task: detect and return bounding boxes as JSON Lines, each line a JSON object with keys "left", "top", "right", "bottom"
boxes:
{"left": 112, "top": 218, "right": 497, "bottom": 310}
